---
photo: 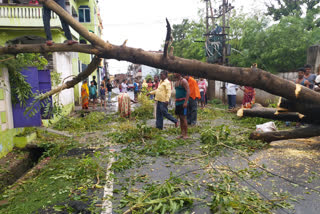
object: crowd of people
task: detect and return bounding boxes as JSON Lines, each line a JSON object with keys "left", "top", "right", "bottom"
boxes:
{"left": 80, "top": 63, "right": 320, "bottom": 138}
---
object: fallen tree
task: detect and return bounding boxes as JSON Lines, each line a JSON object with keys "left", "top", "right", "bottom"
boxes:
{"left": 1, "top": 0, "right": 319, "bottom": 142}
{"left": 237, "top": 104, "right": 317, "bottom": 124}
{"left": 249, "top": 125, "right": 320, "bottom": 142}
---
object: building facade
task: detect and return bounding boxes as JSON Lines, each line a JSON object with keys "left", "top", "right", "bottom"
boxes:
{"left": 0, "top": 0, "right": 104, "bottom": 158}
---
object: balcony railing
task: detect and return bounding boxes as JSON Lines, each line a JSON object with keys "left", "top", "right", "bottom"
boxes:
{"left": 0, "top": 4, "right": 78, "bottom": 39}
{"left": 0, "top": 4, "right": 57, "bottom": 19}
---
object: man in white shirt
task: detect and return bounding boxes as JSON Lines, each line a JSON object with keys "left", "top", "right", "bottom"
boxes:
{"left": 121, "top": 80, "right": 128, "bottom": 93}
{"left": 314, "top": 67, "right": 320, "bottom": 92}
{"left": 226, "top": 83, "right": 238, "bottom": 109}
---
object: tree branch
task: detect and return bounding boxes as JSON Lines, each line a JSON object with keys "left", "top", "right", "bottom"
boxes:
{"left": 39, "top": 56, "right": 101, "bottom": 100}
{"left": 163, "top": 18, "right": 172, "bottom": 58}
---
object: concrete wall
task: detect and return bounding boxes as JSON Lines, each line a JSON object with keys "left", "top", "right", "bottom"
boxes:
{"left": 53, "top": 52, "right": 75, "bottom": 107}
{"left": 213, "top": 71, "right": 298, "bottom": 106}
{"left": 0, "top": 68, "right": 22, "bottom": 158}
{"left": 307, "top": 45, "right": 320, "bottom": 74}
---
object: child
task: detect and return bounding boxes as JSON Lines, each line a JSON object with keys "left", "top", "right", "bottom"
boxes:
{"left": 100, "top": 84, "right": 106, "bottom": 109}
{"left": 89, "top": 81, "right": 97, "bottom": 110}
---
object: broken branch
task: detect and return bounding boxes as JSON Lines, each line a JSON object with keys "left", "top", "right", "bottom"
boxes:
{"left": 39, "top": 56, "right": 101, "bottom": 100}
{"left": 249, "top": 125, "right": 320, "bottom": 142}
{"left": 163, "top": 18, "right": 172, "bottom": 58}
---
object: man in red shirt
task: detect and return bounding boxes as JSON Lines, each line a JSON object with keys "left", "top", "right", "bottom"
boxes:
{"left": 184, "top": 75, "right": 201, "bottom": 126}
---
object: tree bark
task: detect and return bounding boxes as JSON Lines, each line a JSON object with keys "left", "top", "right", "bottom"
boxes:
{"left": 3, "top": 43, "right": 320, "bottom": 109}
{"left": 249, "top": 126, "right": 320, "bottom": 142}
{"left": 237, "top": 104, "right": 317, "bottom": 123}
{"left": 278, "top": 97, "right": 320, "bottom": 119}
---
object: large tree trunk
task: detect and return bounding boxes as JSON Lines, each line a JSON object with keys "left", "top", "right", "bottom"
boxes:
{"left": 249, "top": 126, "right": 320, "bottom": 142}
{"left": 237, "top": 104, "right": 318, "bottom": 123}
{"left": 278, "top": 97, "right": 320, "bottom": 119}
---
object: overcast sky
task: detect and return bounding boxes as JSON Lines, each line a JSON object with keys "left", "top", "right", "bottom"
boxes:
{"left": 98, "top": 0, "right": 266, "bottom": 75}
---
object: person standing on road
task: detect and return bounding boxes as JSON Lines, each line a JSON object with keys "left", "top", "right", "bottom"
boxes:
{"left": 304, "top": 64, "right": 317, "bottom": 89}
{"left": 147, "top": 70, "right": 178, "bottom": 130}
{"left": 81, "top": 80, "right": 89, "bottom": 110}
{"left": 133, "top": 79, "right": 139, "bottom": 101}
{"left": 106, "top": 79, "right": 113, "bottom": 103}
{"left": 198, "top": 78, "right": 207, "bottom": 108}
{"left": 175, "top": 73, "right": 190, "bottom": 139}
{"left": 89, "top": 81, "right": 97, "bottom": 110}
{"left": 99, "top": 84, "right": 106, "bottom": 110}
{"left": 42, "top": 0, "right": 78, "bottom": 46}
{"left": 184, "top": 75, "right": 200, "bottom": 126}
{"left": 121, "top": 80, "right": 128, "bottom": 93}
{"left": 226, "top": 83, "right": 238, "bottom": 109}
{"left": 153, "top": 75, "right": 160, "bottom": 118}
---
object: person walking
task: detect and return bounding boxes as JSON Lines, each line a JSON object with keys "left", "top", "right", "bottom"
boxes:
{"left": 184, "top": 75, "right": 200, "bottom": 126}
{"left": 81, "top": 80, "right": 89, "bottom": 110}
{"left": 226, "top": 83, "right": 238, "bottom": 109}
{"left": 147, "top": 70, "right": 178, "bottom": 130}
{"left": 42, "top": 0, "right": 78, "bottom": 46}
{"left": 99, "top": 84, "right": 106, "bottom": 109}
{"left": 175, "top": 73, "right": 190, "bottom": 139}
{"left": 89, "top": 81, "right": 97, "bottom": 110}
{"left": 106, "top": 79, "right": 113, "bottom": 103}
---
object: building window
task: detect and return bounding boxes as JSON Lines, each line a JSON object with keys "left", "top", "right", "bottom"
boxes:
{"left": 79, "top": 6, "right": 90, "bottom": 23}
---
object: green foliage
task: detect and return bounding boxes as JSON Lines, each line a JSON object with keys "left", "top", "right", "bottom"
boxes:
{"left": 131, "top": 93, "right": 154, "bottom": 120}
{"left": 0, "top": 53, "right": 48, "bottom": 107}
{"left": 53, "top": 112, "right": 111, "bottom": 132}
{"left": 172, "top": 19, "right": 206, "bottom": 61}
{"left": 266, "top": 0, "right": 320, "bottom": 26}
{"left": 0, "top": 130, "right": 103, "bottom": 214}
{"left": 50, "top": 70, "right": 62, "bottom": 87}
{"left": 118, "top": 176, "right": 197, "bottom": 214}
{"left": 228, "top": 11, "right": 320, "bottom": 73}
{"left": 207, "top": 172, "right": 292, "bottom": 213}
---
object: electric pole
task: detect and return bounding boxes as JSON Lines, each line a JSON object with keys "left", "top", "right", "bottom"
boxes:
{"left": 204, "top": 0, "right": 233, "bottom": 103}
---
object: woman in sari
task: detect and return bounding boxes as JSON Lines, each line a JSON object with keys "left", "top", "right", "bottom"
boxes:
{"left": 118, "top": 92, "right": 131, "bottom": 117}
{"left": 81, "top": 80, "right": 89, "bottom": 109}
{"left": 242, "top": 86, "right": 255, "bottom": 109}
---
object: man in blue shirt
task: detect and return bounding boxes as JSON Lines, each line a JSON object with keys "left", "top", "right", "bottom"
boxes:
{"left": 89, "top": 81, "right": 97, "bottom": 110}
{"left": 133, "top": 79, "right": 139, "bottom": 101}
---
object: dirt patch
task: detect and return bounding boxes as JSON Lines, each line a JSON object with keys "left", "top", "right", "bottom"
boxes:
{"left": 0, "top": 145, "right": 45, "bottom": 193}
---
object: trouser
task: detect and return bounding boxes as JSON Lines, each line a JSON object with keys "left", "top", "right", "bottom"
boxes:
{"left": 153, "top": 101, "right": 157, "bottom": 119}
{"left": 108, "top": 91, "right": 112, "bottom": 102}
{"left": 187, "top": 98, "right": 198, "bottom": 125}
{"left": 227, "top": 95, "right": 236, "bottom": 109}
{"left": 43, "top": 0, "right": 72, "bottom": 41}
{"left": 156, "top": 101, "right": 178, "bottom": 130}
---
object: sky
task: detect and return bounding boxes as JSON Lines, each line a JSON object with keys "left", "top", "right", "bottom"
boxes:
{"left": 98, "top": 0, "right": 266, "bottom": 75}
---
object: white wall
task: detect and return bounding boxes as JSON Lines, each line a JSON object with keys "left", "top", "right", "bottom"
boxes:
{"left": 53, "top": 52, "right": 74, "bottom": 106}
{"left": 0, "top": 68, "right": 13, "bottom": 131}
{"left": 213, "top": 71, "right": 299, "bottom": 106}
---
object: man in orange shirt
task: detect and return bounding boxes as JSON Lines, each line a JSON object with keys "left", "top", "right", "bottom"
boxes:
{"left": 184, "top": 75, "right": 201, "bottom": 126}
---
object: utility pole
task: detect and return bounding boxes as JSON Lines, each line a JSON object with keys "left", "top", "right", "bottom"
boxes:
{"left": 221, "top": 0, "right": 227, "bottom": 104}
{"left": 204, "top": 0, "right": 233, "bottom": 103}
{"left": 205, "top": 0, "right": 215, "bottom": 101}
